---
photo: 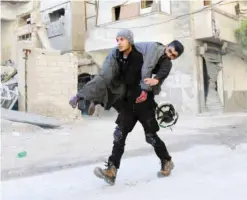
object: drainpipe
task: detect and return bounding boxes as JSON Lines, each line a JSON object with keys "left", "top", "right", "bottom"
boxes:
{"left": 189, "top": 1, "right": 201, "bottom": 114}
{"left": 23, "top": 49, "right": 31, "bottom": 112}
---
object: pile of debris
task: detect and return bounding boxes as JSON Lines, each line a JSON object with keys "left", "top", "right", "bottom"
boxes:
{"left": 1, "top": 61, "right": 19, "bottom": 110}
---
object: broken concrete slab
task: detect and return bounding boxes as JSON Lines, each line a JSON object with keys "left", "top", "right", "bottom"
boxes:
{"left": 1, "top": 84, "right": 19, "bottom": 110}
{"left": 1, "top": 65, "right": 17, "bottom": 83}
{"left": 1, "top": 119, "right": 44, "bottom": 134}
{"left": 1, "top": 108, "right": 62, "bottom": 128}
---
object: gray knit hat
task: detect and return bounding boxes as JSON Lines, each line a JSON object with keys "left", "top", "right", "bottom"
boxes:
{"left": 116, "top": 29, "right": 134, "bottom": 44}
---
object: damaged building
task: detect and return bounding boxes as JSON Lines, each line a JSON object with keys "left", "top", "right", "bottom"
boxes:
{"left": 1, "top": 0, "right": 99, "bottom": 119}
{"left": 1, "top": 0, "right": 247, "bottom": 120}
{"left": 85, "top": 0, "right": 247, "bottom": 114}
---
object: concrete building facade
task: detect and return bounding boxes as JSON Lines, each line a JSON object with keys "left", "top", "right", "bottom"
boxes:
{"left": 39, "top": 0, "right": 86, "bottom": 53}
{"left": 85, "top": 0, "right": 247, "bottom": 114}
{"left": 1, "top": 0, "right": 98, "bottom": 119}
{"left": 1, "top": 0, "right": 246, "bottom": 119}
{"left": 26, "top": 48, "right": 79, "bottom": 119}
{"left": 1, "top": 1, "right": 38, "bottom": 64}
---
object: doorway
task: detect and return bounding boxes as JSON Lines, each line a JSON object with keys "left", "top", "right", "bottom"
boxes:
{"left": 200, "top": 46, "right": 224, "bottom": 113}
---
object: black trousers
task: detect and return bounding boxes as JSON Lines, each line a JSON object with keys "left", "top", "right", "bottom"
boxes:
{"left": 108, "top": 98, "right": 171, "bottom": 169}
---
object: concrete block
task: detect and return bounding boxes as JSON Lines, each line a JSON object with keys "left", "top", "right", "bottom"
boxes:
{"left": 48, "top": 61, "right": 58, "bottom": 66}
{"left": 31, "top": 48, "right": 61, "bottom": 56}
{"left": 35, "top": 59, "right": 47, "bottom": 66}
{"left": 78, "top": 58, "right": 94, "bottom": 66}
{"left": 25, "top": 48, "right": 79, "bottom": 119}
{"left": 50, "top": 66, "right": 61, "bottom": 72}
{"left": 1, "top": 108, "right": 62, "bottom": 128}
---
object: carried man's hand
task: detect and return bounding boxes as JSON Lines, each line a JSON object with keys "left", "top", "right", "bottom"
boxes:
{"left": 88, "top": 102, "right": 96, "bottom": 116}
{"left": 136, "top": 78, "right": 159, "bottom": 103}
{"left": 69, "top": 96, "right": 79, "bottom": 108}
{"left": 144, "top": 78, "right": 159, "bottom": 86}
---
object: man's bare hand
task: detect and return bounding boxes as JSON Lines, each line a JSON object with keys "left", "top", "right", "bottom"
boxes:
{"left": 144, "top": 78, "right": 159, "bottom": 86}
{"left": 88, "top": 102, "right": 95, "bottom": 116}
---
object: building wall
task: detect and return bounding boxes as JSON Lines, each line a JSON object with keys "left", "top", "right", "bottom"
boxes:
{"left": 85, "top": 0, "right": 97, "bottom": 31}
{"left": 1, "top": 20, "right": 16, "bottom": 63}
{"left": 1, "top": 1, "right": 35, "bottom": 20}
{"left": 192, "top": 2, "right": 239, "bottom": 44}
{"left": 23, "top": 48, "right": 79, "bottom": 119}
{"left": 96, "top": 0, "right": 171, "bottom": 26}
{"left": 85, "top": 0, "right": 190, "bottom": 51}
{"left": 239, "top": 1, "right": 247, "bottom": 18}
{"left": 16, "top": 1, "right": 35, "bottom": 16}
{"left": 1, "top": 1, "right": 38, "bottom": 64}
{"left": 40, "top": 1, "right": 73, "bottom": 52}
{"left": 40, "top": 0, "right": 85, "bottom": 53}
{"left": 40, "top": 0, "right": 70, "bottom": 10}
{"left": 214, "top": 11, "right": 238, "bottom": 43}
{"left": 192, "top": 0, "right": 238, "bottom": 14}
{"left": 222, "top": 54, "right": 247, "bottom": 112}
{"left": 85, "top": 13, "right": 173, "bottom": 51}
{"left": 71, "top": 0, "right": 85, "bottom": 52}
{"left": 88, "top": 50, "right": 109, "bottom": 66}
{"left": 1, "top": 2, "right": 17, "bottom": 20}
{"left": 155, "top": 37, "right": 198, "bottom": 114}
{"left": 85, "top": 1, "right": 199, "bottom": 114}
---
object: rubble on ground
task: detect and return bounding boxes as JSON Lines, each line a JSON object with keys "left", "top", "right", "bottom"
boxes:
{"left": 1, "top": 63, "right": 19, "bottom": 110}
{"left": 1, "top": 108, "right": 62, "bottom": 128}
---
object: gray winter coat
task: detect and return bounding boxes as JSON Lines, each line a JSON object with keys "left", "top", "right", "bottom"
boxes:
{"left": 77, "top": 42, "right": 166, "bottom": 110}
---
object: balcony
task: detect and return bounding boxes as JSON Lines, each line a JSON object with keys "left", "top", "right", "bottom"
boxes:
{"left": 194, "top": 8, "right": 239, "bottom": 44}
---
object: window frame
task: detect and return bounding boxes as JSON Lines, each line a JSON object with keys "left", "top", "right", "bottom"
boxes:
{"left": 140, "top": 0, "right": 153, "bottom": 15}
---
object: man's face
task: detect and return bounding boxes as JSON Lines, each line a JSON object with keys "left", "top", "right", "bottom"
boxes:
{"left": 165, "top": 46, "right": 179, "bottom": 60}
{"left": 116, "top": 37, "right": 131, "bottom": 52}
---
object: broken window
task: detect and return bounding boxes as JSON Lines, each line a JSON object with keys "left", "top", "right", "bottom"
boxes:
{"left": 49, "top": 8, "right": 65, "bottom": 22}
{"left": 18, "top": 33, "right": 31, "bottom": 41}
{"left": 112, "top": 3, "right": 140, "bottom": 21}
{"left": 204, "top": 1, "right": 212, "bottom": 6}
{"left": 18, "top": 14, "right": 31, "bottom": 27}
{"left": 113, "top": 6, "right": 121, "bottom": 21}
{"left": 141, "top": 0, "right": 153, "bottom": 9}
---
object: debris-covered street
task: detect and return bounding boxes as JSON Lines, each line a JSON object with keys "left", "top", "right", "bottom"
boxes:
{"left": 1, "top": 113, "right": 247, "bottom": 200}
{"left": 1, "top": 0, "right": 247, "bottom": 200}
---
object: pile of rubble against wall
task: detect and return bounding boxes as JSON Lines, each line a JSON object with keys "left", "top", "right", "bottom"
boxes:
{"left": 1, "top": 62, "right": 19, "bottom": 110}
{"left": 75, "top": 52, "right": 99, "bottom": 91}
{"left": 77, "top": 53, "right": 99, "bottom": 76}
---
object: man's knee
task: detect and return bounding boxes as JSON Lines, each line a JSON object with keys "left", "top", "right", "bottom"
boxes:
{"left": 113, "top": 126, "right": 122, "bottom": 142}
{"left": 145, "top": 133, "right": 163, "bottom": 147}
{"left": 145, "top": 133, "right": 157, "bottom": 146}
